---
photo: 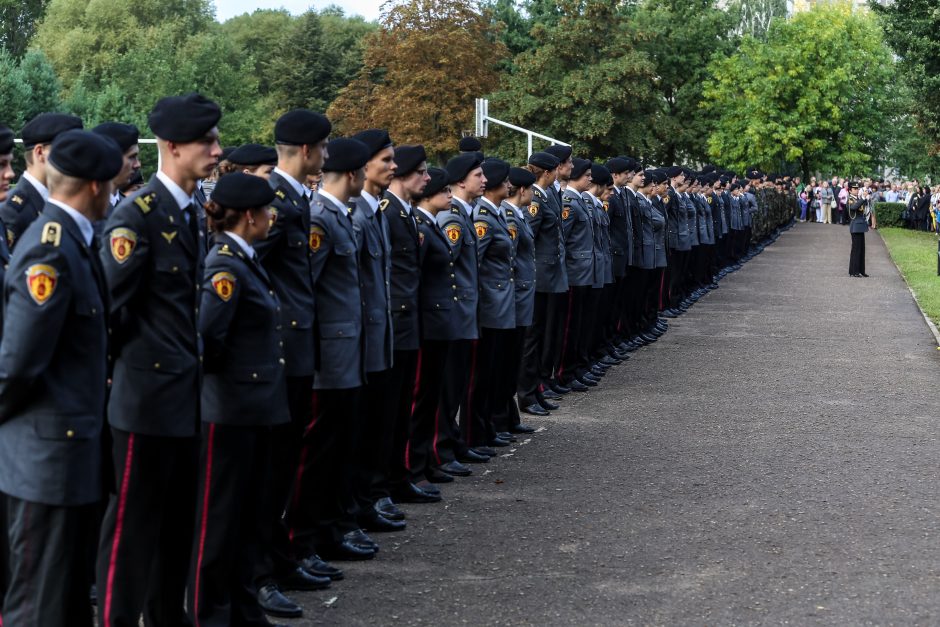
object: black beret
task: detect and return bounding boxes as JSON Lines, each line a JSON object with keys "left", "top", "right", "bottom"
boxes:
{"left": 481, "top": 159, "right": 510, "bottom": 189}
{"left": 228, "top": 143, "right": 277, "bottom": 166}
{"left": 545, "top": 144, "right": 572, "bottom": 162}
{"left": 508, "top": 167, "right": 535, "bottom": 188}
{"left": 849, "top": 180, "right": 860, "bottom": 188}
{"left": 221, "top": 146, "right": 237, "bottom": 161}
{"left": 49, "top": 129, "right": 122, "bottom": 181}
{"left": 446, "top": 152, "right": 484, "bottom": 184}
{"left": 591, "top": 164, "right": 612, "bottom": 187}
{"left": 458, "top": 136, "right": 482, "bottom": 152}
{"left": 210, "top": 171, "right": 276, "bottom": 209}
{"left": 720, "top": 175, "right": 731, "bottom": 185}
{"left": 0, "top": 125, "right": 13, "bottom": 154}
{"left": 570, "top": 158, "right": 591, "bottom": 180}
{"left": 528, "top": 151, "right": 559, "bottom": 170}
{"left": 274, "top": 109, "right": 331, "bottom": 146}
{"left": 605, "top": 157, "right": 630, "bottom": 174}
{"left": 701, "top": 164, "right": 717, "bottom": 174}
{"left": 393, "top": 145, "right": 427, "bottom": 177}
{"left": 148, "top": 93, "right": 221, "bottom": 142}
{"left": 92, "top": 122, "right": 139, "bottom": 152}
{"left": 665, "top": 166, "right": 684, "bottom": 179}
{"left": 322, "top": 138, "right": 370, "bottom": 173}
{"left": 420, "top": 167, "right": 450, "bottom": 198}
{"left": 21, "top": 113, "right": 83, "bottom": 148}
{"left": 353, "top": 129, "right": 393, "bottom": 157}
{"left": 645, "top": 169, "right": 667, "bottom": 184}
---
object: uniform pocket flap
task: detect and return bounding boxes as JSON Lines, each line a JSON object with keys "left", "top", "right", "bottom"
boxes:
{"left": 230, "top": 364, "right": 280, "bottom": 383}
{"left": 319, "top": 320, "right": 359, "bottom": 338}
{"left": 33, "top": 414, "right": 97, "bottom": 440}
{"left": 570, "top": 250, "right": 592, "bottom": 259}
{"left": 122, "top": 351, "right": 191, "bottom": 374}
{"left": 282, "top": 307, "right": 313, "bottom": 329}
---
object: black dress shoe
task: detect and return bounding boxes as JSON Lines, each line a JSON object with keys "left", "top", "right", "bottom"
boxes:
{"left": 458, "top": 449, "right": 490, "bottom": 463}
{"left": 537, "top": 398, "right": 559, "bottom": 411}
{"left": 361, "top": 511, "right": 407, "bottom": 532}
{"left": 472, "top": 446, "right": 497, "bottom": 457}
{"left": 374, "top": 496, "right": 405, "bottom": 521}
{"left": 860, "top": 272, "right": 869, "bottom": 277}
{"left": 567, "top": 380, "right": 589, "bottom": 392}
{"left": 415, "top": 480, "right": 442, "bottom": 496}
{"left": 439, "top": 460, "right": 472, "bottom": 476}
{"left": 523, "top": 403, "right": 549, "bottom": 416}
{"left": 488, "top": 437, "right": 511, "bottom": 447}
{"left": 582, "top": 371, "right": 601, "bottom": 382}
{"left": 590, "top": 366, "right": 606, "bottom": 377}
{"left": 548, "top": 381, "right": 570, "bottom": 394}
{"left": 317, "top": 540, "right": 375, "bottom": 561}
{"left": 541, "top": 388, "right": 562, "bottom": 400}
{"left": 600, "top": 356, "right": 621, "bottom": 366}
{"left": 426, "top": 467, "right": 455, "bottom": 483}
{"left": 257, "top": 584, "right": 303, "bottom": 618}
{"left": 301, "top": 554, "right": 344, "bottom": 580}
{"left": 278, "top": 566, "right": 331, "bottom": 591}
{"left": 577, "top": 376, "right": 598, "bottom": 387}
{"left": 509, "top": 423, "right": 536, "bottom": 434}
{"left": 394, "top": 481, "right": 442, "bottom": 503}
{"left": 497, "top": 431, "right": 517, "bottom": 442}
{"left": 344, "top": 529, "right": 378, "bottom": 552}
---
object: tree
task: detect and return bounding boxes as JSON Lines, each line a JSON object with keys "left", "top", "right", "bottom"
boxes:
{"left": 218, "top": 8, "right": 294, "bottom": 96}
{"left": 483, "top": 0, "right": 535, "bottom": 69}
{"left": 328, "top": 0, "right": 506, "bottom": 163}
{"left": 726, "top": 0, "right": 787, "bottom": 40}
{"left": 0, "top": 49, "right": 32, "bottom": 129}
{"left": 18, "top": 49, "right": 62, "bottom": 121}
{"left": 702, "top": 3, "right": 897, "bottom": 178}
{"left": 0, "top": 0, "right": 49, "bottom": 58}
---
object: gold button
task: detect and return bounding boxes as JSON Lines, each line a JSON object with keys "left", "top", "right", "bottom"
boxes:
{"left": 279, "top": 358, "right": 285, "bottom": 364}
{"left": 453, "top": 296, "right": 458, "bottom": 301}
{"left": 400, "top": 305, "right": 406, "bottom": 310}
{"left": 269, "top": 290, "right": 274, "bottom": 296}
{"left": 91, "top": 308, "right": 97, "bottom": 314}
{"left": 66, "top": 429, "right": 75, "bottom": 438}
{"left": 172, "top": 266, "right": 179, "bottom": 272}
{"left": 252, "top": 373, "right": 258, "bottom": 379}
{"left": 291, "top": 320, "right": 298, "bottom": 327}
{"left": 154, "top": 363, "right": 161, "bottom": 369}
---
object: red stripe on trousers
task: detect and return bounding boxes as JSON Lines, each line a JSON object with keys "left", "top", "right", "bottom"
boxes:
{"left": 556, "top": 288, "right": 575, "bottom": 378}
{"left": 103, "top": 432, "right": 136, "bottom": 627}
{"left": 404, "top": 349, "right": 423, "bottom": 471}
{"left": 289, "top": 392, "right": 318, "bottom": 543}
{"left": 192, "top": 423, "right": 216, "bottom": 627}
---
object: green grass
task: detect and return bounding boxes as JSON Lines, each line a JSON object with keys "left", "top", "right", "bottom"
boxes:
{"left": 880, "top": 227, "right": 940, "bottom": 327}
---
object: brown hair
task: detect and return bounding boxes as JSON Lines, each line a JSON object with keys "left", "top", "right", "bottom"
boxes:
{"left": 205, "top": 199, "right": 250, "bottom": 233}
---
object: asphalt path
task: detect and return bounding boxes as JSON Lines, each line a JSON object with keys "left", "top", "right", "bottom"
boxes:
{"left": 289, "top": 223, "right": 940, "bottom": 625}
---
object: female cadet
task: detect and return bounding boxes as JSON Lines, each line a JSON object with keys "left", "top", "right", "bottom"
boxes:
{"left": 188, "top": 173, "right": 290, "bottom": 626}
{"left": 221, "top": 143, "right": 278, "bottom": 180}
{"left": 847, "top": 181, "right": 870, "bottom": 277}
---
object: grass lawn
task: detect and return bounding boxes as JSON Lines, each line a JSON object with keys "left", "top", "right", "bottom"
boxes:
{"left": 880, "top": 227, "right": 940, "bottom": 327}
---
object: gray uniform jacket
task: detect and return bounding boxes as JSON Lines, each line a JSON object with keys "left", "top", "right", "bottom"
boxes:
{"left": 473, "top": 199, "right": 516, "bottom": 330}
{"left": 381, "top": 193, "right": 422, "bottom": 351}
{"left": 310, "top": 192, "right": 365, "bottom": 390}
{"left": 0, "top": 177, "right": 44, "bottom": 252}
{"left": 651, "top": 196, "right": 668, "bottom": 268}
{"left": 199, "top": 234, "right": 289, "bottom": 427}
{"left": 0, "top": 204, "right": 107, "bottom": 505}
{"left": 438, "top": 202, "right": 479, "bottom": 340}
{"left": 101, "top": 176, "right": 203, "bottom": 438}
{"left": 634, "top": 191, "right": 656, "bottom": 270}
{"left": 584, "top": 193, "right": 611, "bottom": 287}
{"left": 847, "top": 195, "right": 870, "bottom": 233}
{"left": 503, "top": 201, "right": 536, "bottom": 327}
{"left": 560, "top": 190, "right": 595, "bottom": 287}
{"left": 256, "top": 171, "right": 316, "bottom": 377}
{"left": 695, "top": 195, "right": 712, "bottom": 245}
{"left": 743, "top": 192, "right": 757, "bottom": 227}
{"left": 351, "top": 197, "right": 393, "bottom": 373}
{"left": 716, "top": 191, "right": 730, "bottom": 236}
{"left": 684, "top": 193, "right": 700, "bottom": 247}
{"left": 416, "top": 209, "right": 460, "bottom": 341}
{"left": 666, "top": 188, "right": 691, "bottom": 251}
{"left": 528, "top": 185, "right": 567, "bottom": 293}
{"left": 729, "top": 194, "right": 743, "bottom": 230}
{"left": 608, "top": 189, "right": 633, "bottom": 275}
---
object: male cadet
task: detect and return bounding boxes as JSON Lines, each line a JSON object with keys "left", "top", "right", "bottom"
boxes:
{"left": 605, "top": 157, "right": 634, "bottom": 357}
{"left": 92, "top": 123, "right": 141, "bottom": 211}
{"left": 1, "top": 113, "right": 83, "bottom": 251}
{"left": 254, "top": 109, "right": 335, "bottom": 619}
{"left": 96, "top": 93, "right": 221, "bottom": 627}
{"left": 662, "top": 167, "right": 690, "bottom": 318}
{"left": 0, "top": 130, "right": 121, "bottom": 626}
{"left": 583, "top": 164, "right": 617, "bottom": 372}
{"left": 0, "top": 125, "right": 14, "bottom": 608}
{"left": 542, "top": 144, "right": 574, "bottom": 392}
{"left": 458, "top": 136, "right": 482, "bottom": 155}
{"left": 373, "top": 144, "right": 438, "bottom": 509}
{"left": 288, "top": 138, "right": 375, "bottom": 562}
{"left": 348, "top": 129, "right": 402, "bottom": 533}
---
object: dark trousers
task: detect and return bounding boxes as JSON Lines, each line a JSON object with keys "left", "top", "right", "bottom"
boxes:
{"left": 592, "top": 283, "right": 616, "bottom": 359}
{"left": 96, "top": 429, "right": 198, "bottom": 627}
{"left": 287, "top": 387, "right": 362, "bottom": 555}
{"left": 254, "top": 375, "right": 310, "bottom": 587}
{"left": 849, "top": 232, "right": 866, "bottom": 275}
{"left": 627, "top": 267, "right": 650, "bottom": 334}
{"left": 435, "top": 339, "right": 473, "bottom": 463}
{"left": 558, "top": 285, "right": 589, "bottom": 384}
{"left": 543, "top": 291, "right": 567, "bottom": 386}
{"left": 355, "top": 367, "right": 393, "bottom": 522}
{"left": 409, "top": 340, "right": 450, "bottom": 481}
{"left": 4, "top": 496, "right": 97, "bottom": 627}
{"left": 0, "top": 495, "right": 7, "bottom": 613}
{"left": 668, "top": 250, "right": 688, "bottom": 307}
{"left": 496, "top": 326, "right": 526, "bottom": 432}
{"left": 518, "top": 293, "right": 550, "bottom": 407}
{"left": 468, "top": 327, "right": 515, "bottom": 447}
{"left": 609, "top": 275, "right": 629, "bottom": 343}
{"left": 188, "top": 423, "right": 271, "bottom": 627}
{"left": 371, "top": 350, "right": 419, "bottom": 500}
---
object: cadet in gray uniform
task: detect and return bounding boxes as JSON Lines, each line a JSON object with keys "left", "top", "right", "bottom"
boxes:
{"left": 605, "top": 158, "right": 634, "bottom": 355}
{"left": 187, "top": 173, "right": 290, "bottom": 626}
{"left": 1, "top": 113, "right": 83, "bottom": 251}
{"left": 0, "top": 129, "right": 121, "bottom": 627}
{"left": 0, "top": 125, "right": 13, "bottom": 608}
{"left": 97, "top": 93, "right": 220, "bottom": 627}
{"left": 584, "top": 164, "right": 619, "bottom": 371}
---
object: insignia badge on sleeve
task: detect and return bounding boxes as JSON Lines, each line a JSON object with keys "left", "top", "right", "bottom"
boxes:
{"left": 309, "top": 225, "right": 325, "bottom": 252}
{"left": 110, "top": 228, "right": 138, "bottom": 264}
{"left": 211, "top": 271, "right": 236, "bottom": 302}
{"left": 26, "top": 264, "right": 57, "bottom": 305}
{"left": 562, "top": 207, "right": 571, "bottom": 220}
{"left": 508, "top": 224, "right": 518, "bottom": 240}
{"left": 528, "top": 204, "right": 539, "bottom": 217}
{"left": 418, "top": 231, "right": 425, "bottom": 246}
{"left": 474, "top": 221, "right": 488, "bottom": 238}
{"left": 444, "top": 224, "right": 461, "bottom": 244}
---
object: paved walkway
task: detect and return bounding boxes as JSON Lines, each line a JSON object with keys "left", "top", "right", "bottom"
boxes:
{"left": 291, "top": 223, "right": 940, "bottom": 625}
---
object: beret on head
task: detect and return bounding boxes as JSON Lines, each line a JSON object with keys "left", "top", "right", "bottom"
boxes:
{"left": 92, "top": 122, "right": 139, "bottom": 153}
{"left": 228, "top": 143, "right": 277, "bottom": 166}
{"left": 49, "top": 129, "right": 122, "bottom": 182}
{"left": 221, "top": 146, "right": 237, "bottom": 161}
{"left": 446, "top": 152, "right": 484, "bottom": 184}
{"left": 646, "top": 169, "right": 667, "bottom": 185}
{"left": 274, "top": 109, "right": 331, "bottom": 146}
{"left": 458, "top": 136, "right": 482, "bottom": 152}
{"left": 0, "top": 125, "right": 13, "bottom": 154}
{"left": 605, "top": 157, "right": 630, "bottom": 174}
{"left": 21, "top": 113, "right": 83, "bottom": 148}
{"left": 322, "top": 138, "right": 370, "bottom": 173}
{"left": 508, "top": 167, "right": 535, "bottom": 188}
{"left": 393, "top": 145, "right": 427, "bottom": 177}
{"left": 665, "top": 166, "right": 684, "bottom": 179}
{"left": 210, "top": 171, "right": 276, "bottom": 209}
{"left": 148, "top": 93, "right": 220, "bottom": 142}
{"left": 528, "top": 151, "right": 559, "bottom": 170}
{"left": 353, "top": 129, "right": 393, "bottom": 158}
{"left": 591, "top": 164, "right": 612, "bottom": 187}
{"left": 481, "top": 159, "right": 510, "bottom": 189}
{"left": 701, "top": 164, "right": 717, "bottom": 174}
{"left": 544, "top": 144, "right": 572, "bottom": 162}
{"left": 570, "top": 158, "right": 592, "bottom": 180}
{"left": 420, "top": 167, "right": 450, "bottom": 199}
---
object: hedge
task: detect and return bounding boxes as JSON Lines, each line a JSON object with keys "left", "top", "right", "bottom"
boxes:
{"left": 874, "top": 202, "right": 908, "bottom": 228}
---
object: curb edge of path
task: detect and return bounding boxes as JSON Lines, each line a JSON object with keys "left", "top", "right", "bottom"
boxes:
{"left": 876, "top": 229, "right": 940, "bottom": 347}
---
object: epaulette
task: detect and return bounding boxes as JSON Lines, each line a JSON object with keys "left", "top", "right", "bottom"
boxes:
{"left": 40, "top": 221, "right": 61, "bottom": 247}
{"left": 134, "top": 193, "right": 156, "bottom": 214}
{"left": 217, "top": 243, "right": 234, "bottom": 256}
{"left": 450, "top": 206, "right": 461, "bottom": 214}
{"left": 477, "top": 205, "right": 490, "bottom": 215}
{"left": 534, "top": 189, "right": 545, "bottom": 199}
{"left": 274, "top": 189, "right": 286, "bottom": 200}
{"left": 378, "top": 199, "right": 390, "bottom": 212}
{"left": 9, "top": 194, "right": 23, "bottom": 206}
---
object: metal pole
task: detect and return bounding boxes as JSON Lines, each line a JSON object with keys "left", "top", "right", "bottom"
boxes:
{"left": 527, "top": 132, "right": 532, "bottom": 158}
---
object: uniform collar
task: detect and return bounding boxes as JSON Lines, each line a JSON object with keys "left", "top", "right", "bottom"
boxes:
{"left": 453, "top": 196, "right": 474, "bottom": 215}
{"left": 389, "top": 190, "right": 412, "bottom": 215}
{"left": 317, "top": 189, "right": 349, "bottom": 214}
{"left": 22, "top": 171, "right": 49, "bottom": 201}
{"left": 48, "top": 198, "right": 93, "bottom": 246}
{"left": 532, "top": 183, "right": 546, "bottom": 196}
{"left": 224, "top": 230, "right": 256, "bottom": 259}
{"left": 478, "top": 196, "right": 501, "bottom": 215}
{"left": 272, "top": 167, "right": 307, "bottom": 200}
{"left": 416, "top": 206, "right": 435, "bottom": 222}
{"left": 360, "top": 190, "right": 380, "bottom": 212}
{"left": 156, "top": 170, "right": 195, "bottom": 210}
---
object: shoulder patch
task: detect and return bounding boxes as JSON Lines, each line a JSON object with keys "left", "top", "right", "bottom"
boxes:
{"left": 211, "top": 271, "right": 236, "bottom": 302}
{"left": 379, "top": 199, "right": 390, "bottom": 212}
{"left": 528, "top": 203, "right": 539, "bottom": 217}
{"left": 6, "top": 227, "right": 14, "bottom": 249}
{"left": 508, "top": 223, "right": 518, "bottom": 240}
{"left": 474, "top": 221, "right": 488, "bottom": 238}
{"left": 9, "top": 194, "right": 23, "bottom": 206}
{"left": 109, "top": 227, "right": 138, "bottom": 264}
{"left": 444, "top": 223, "right": 462, "bottom": 244}
{"left": 134, "top": 193, "right": 156, "bottom": 214}
{"left": 26, "top": 264, "right": 58, "bottom": 305}
{"left": 40, "top": 222, "right": 61, "bottom": 247}
{"left": 418, "top": 230, "right": 425, "bottom": 247}
{"left": 309, "top": 225, "right": 325, "bottom": 252}
{"left": 562, "top": 207, "right": 571, "bottom": 220}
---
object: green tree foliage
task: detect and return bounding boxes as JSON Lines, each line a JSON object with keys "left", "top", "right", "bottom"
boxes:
{"left": 0, "top": 49, "right": 61, "bottom": 130}
{"left": 726, "top": 0, "right": 787, "bottom": 40}
{"left": 0, "top": 0, "right": 49, "bottom": 58}
{"left": 702, "top": 3, "right": 897, "bottom": 178}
